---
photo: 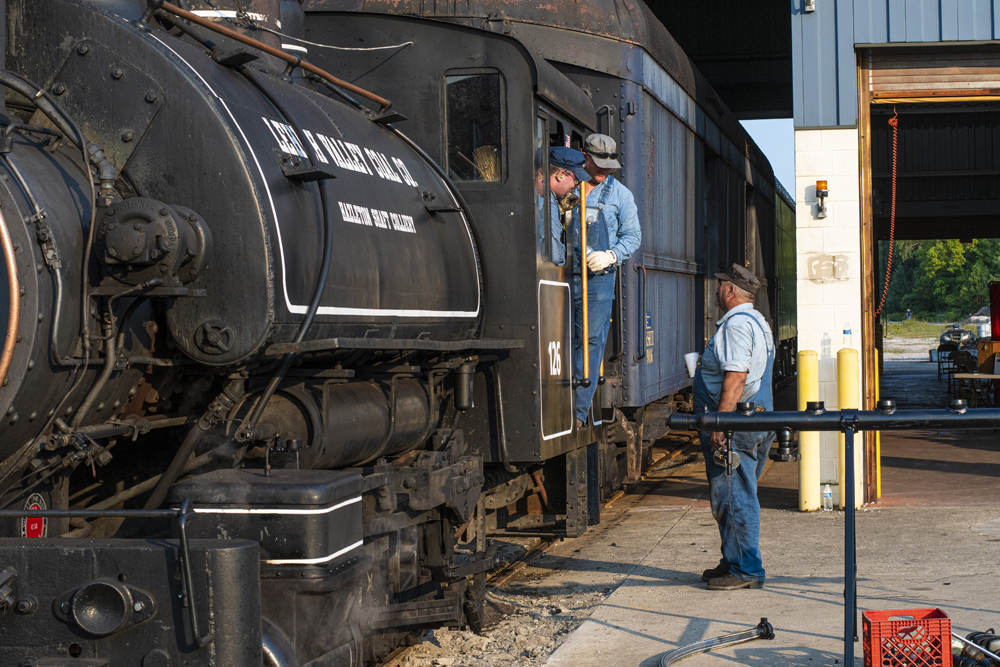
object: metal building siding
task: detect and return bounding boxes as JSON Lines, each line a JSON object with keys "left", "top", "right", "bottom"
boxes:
{"left": 635, "top": 90, "right": 697, "bottom": 401}
{"left": 792, "top": 0, "right": 857, "bottom": 127}
{"left": 855, "top": 0, "right": 1000, "bottom": 43}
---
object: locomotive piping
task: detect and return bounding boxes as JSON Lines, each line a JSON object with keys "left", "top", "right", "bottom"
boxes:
{"left": 159, "top": 1, "right": 392, "bottom": 110}
{"left": 0, "top": 204, "right": 19, "bottom": 391}
{"left": 235, "top": 68, "right": 335, "bottom": 436}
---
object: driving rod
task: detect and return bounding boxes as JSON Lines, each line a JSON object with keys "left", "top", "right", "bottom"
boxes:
{"left": 668, "top": 400, "right": 1000, "bottom": 667}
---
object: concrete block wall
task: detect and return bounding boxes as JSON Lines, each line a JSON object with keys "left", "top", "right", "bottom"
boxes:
{"left": 794, "top": 127, "right": 864, "bottom": 503}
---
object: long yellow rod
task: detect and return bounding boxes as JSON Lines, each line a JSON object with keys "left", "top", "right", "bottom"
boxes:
{"left": 580, "top": 182, "right": 589, "bottom": 384}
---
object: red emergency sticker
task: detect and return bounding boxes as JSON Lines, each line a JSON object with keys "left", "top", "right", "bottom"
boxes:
{"left": 21, "top": 493, "right": 46, "bottom": 538}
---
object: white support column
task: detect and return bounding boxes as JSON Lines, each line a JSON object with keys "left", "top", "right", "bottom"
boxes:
{"left": 795, "top": 128, "right": 864, "bottom": 506}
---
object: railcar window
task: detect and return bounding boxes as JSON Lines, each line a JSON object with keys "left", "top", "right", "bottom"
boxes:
{"left": 535, "top": 115, "right": 549, "bottom": 257}
{"left": 446, "top": 73, "right": 503, "bottom": 182}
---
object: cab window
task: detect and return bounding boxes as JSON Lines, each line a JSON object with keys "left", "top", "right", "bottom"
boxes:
{"left": 445, "top": 72, "right": 504, "bottom": 182}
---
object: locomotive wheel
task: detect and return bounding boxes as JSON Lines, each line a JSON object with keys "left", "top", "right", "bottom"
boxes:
{"left": 463, "top": 572, "right": 486, "bottom": 634}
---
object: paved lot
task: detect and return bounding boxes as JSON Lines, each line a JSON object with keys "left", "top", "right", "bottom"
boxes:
{"left": 544, "top": 454, "right": 1000, "bottom": 666}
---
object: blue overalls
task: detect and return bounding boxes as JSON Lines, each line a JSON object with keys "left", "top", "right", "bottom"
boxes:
{"left": 692, "top": 312, "right": 775, "bottom": 583}
{"left": 572, "top": 178, "right": 617, "bottom": 423}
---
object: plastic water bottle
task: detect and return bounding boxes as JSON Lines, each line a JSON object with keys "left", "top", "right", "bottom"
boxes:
{"left": 822, "top": 485, "right": 833, "bottom": 511}
{"left": 843, "top": 322, "right": 853, "bottom": 350}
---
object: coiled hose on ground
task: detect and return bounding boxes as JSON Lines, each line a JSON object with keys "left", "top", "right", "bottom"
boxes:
{"left": 658, "top": 618, "right": 775, "bottom": 666}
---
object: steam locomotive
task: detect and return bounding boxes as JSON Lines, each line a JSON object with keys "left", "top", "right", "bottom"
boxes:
{"left": 0, "top": 0, "right": 793, "bottom": 666}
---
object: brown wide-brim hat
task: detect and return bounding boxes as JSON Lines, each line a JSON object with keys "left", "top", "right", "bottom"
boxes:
{"left": 715, "top": 263, "right": 761, "bottom": 295}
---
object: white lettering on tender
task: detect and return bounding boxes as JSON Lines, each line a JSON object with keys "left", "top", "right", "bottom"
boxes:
{"left": 392, "top": 157, "right": 419, "bottom": 187}
{"left": 301, "top": 130, "right": 328, "bottom": 163}
{"left": 262, "top": 118, "right": 420, "bottom": 187}
{"left": 365, "top": 148, "right": 403, "bottom": 183}
{"left": 338, "top": 202, "right": 416, "bottom": 234}
{"left": 262, "top": 118, "right": 307, "bottom": 158}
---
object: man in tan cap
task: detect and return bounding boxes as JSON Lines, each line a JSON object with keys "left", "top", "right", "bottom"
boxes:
{"left": 691, "top": 263, "right": 775, "bottom": 591}
{"left": 571, "top": 133, "right": 641, "bottom": 426}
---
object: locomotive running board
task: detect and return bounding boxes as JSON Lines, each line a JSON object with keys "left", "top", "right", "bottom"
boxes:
{"left": 266, "top": 337, "right": 525, "bottom": 355}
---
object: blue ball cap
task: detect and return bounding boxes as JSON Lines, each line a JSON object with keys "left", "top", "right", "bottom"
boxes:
{"left": 548, "top": 146, "right": 590, "bottom": 183}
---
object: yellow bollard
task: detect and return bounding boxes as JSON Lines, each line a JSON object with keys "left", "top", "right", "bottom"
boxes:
{"left": 798, "top": 350, "right": 820, "bottom": 511}
{"left": 837, "top": 348, "right": 861, "bottom": 509}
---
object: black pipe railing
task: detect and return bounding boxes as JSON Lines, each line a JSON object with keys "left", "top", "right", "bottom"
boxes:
{"left": 667, "top": 399, "right": 1000, "bottom": 667}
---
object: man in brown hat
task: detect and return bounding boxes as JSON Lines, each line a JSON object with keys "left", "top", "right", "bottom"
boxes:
{"left": 691, "top": 263, "right": 775, "bottom": 591}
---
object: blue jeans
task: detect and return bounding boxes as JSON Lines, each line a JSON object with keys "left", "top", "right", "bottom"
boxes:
{"left": 698, "top": 429, "right": 774, "bottom": 582}
{"left": 572, "top": 273, "right": 615, "bottom": 422}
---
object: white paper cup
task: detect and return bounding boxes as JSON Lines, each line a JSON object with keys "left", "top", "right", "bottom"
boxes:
{"left": 684, "top": 352, "right": 699, "bottom": 378}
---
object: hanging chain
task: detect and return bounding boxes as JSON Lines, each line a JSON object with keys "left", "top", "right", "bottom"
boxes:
{"left": 875, "top": 107, "right": 899, "bottom": 318}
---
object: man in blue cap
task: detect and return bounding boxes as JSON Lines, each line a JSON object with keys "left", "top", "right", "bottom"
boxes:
{"left": 535, "top": 146, "right": 589, "bottom": 265}
{"left": 572, "top": 134, "right": 641, "bottom": 427}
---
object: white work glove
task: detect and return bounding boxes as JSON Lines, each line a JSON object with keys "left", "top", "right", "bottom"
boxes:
{"left": 587, "top": 249, "right": 617, "bottom": 273}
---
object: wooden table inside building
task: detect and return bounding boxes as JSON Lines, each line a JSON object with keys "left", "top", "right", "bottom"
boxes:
{"left": 953, "top": 373, "right": 1000, "bottom": 407}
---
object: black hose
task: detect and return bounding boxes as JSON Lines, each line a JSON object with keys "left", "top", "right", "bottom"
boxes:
{"left": 237, "top": 68, "right": 334, "bottom": 434}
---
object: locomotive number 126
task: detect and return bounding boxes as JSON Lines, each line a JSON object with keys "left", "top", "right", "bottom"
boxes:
{"left": 547, "top": 341, "right": 562, "bottom": 376}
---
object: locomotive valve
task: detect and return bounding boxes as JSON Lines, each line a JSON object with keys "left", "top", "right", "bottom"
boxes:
{"left": 96, "top": 198, "right": 211, "bottom": 287}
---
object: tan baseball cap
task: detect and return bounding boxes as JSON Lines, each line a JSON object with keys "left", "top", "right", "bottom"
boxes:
{"left": 714, "top": 263, "right": 761, "bottom": 295}
{"left": 584, "top": 134, "right": 621, "bottom": 169}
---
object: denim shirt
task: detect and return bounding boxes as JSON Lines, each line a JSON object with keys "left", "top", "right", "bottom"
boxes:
{"left": 572, "top": 177, "right": 641, "bottom": 265}
{"left": 699, "top": 303, "right": 774, "bottom": 403}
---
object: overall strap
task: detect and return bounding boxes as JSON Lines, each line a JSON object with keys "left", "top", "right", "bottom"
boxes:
{"left": 723, "top": 311, "right": 773, "bottom": 355}
{"left": 597, "top": 175, "right": 616, "bottom": 206}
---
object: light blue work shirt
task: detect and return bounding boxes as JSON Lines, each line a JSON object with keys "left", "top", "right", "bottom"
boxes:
{"left": 699, "top": 303, "right": 774, "bottom": 404}
{"left": 572, "top": 177, "right": 641, "bottom": 265}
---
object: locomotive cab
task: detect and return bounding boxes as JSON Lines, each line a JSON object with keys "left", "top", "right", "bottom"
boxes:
{"left": 301, "top": 10, "right": 615, "bottom": 538}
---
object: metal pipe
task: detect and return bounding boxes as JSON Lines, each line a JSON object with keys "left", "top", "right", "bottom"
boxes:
{"left": 0, "top": 205, "right": 18, "bottom": 390}
{"left": 668, "top": 406, "right": 1000, "bottom": 432}
{"left": 632, "top": 264, "right": 646, "bottom": 362}
{"left": 159, "top": 1, "right": 392, "bottom": 109}
{"left": 658, "top": 618, "right": 774, "bottom": 666}
{"left": 845, "top": 427, "right": 857, "bottom": 663}
{"left": 580, "top": 182, "right": 590, "bottom": 389}
{"left": 953, "top": 632, "right": 1000, "bottom": 664}
{"left": 142, "top": 416, "right": 211, "bottom": 509}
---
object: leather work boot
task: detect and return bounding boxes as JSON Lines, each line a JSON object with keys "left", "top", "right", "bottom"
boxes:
{"left": 701, "top": 564, "right": 729, "bottom": 582}
{"left": 576, "top": 418, "right": 586, "bottom": 429}
{"left": 706, "top": 574, "right": 764, "bottom": 591}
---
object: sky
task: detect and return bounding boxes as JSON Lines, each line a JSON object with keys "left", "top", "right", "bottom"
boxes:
{"left": 740, "top": 118, "right": 795, "bottom": 199}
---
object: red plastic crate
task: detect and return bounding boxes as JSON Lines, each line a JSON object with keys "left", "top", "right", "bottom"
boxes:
{"left": 863, "top": 608, "right": 952, "bottom": 667}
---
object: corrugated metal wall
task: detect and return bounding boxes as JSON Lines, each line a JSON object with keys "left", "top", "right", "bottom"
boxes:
{"left": 638, "top": 90, "right": 697, "bottom": 400}
{"left": 792, "top": 0, "right": 857, "bottom": 127}
{"left": 854, "top": 0, "right": 1000, "bottom": 43}
{"left": 793, "top": 0, "right": 1000, "bottom": 128}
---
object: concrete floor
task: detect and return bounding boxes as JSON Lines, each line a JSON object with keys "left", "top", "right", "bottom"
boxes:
{"left": 540, "top": 359, "right": 1000, "bottom": 666}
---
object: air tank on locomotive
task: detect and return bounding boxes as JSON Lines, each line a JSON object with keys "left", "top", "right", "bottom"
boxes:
{"left": 1, "top": 0, "right": 481, "bottom": 470}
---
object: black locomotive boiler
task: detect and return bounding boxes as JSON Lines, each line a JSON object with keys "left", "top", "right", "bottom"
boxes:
{"left": 0, "top": 0, "right": 792, "bottom": 666}
{"left": 0, "top": 0, "right": 538, "bottom": 664}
